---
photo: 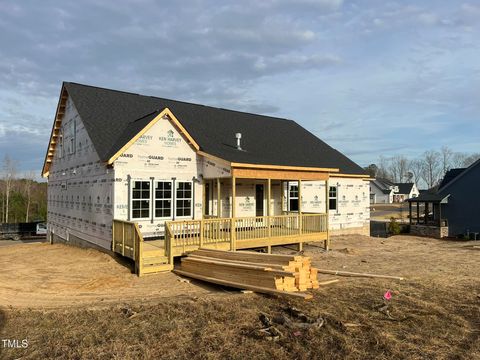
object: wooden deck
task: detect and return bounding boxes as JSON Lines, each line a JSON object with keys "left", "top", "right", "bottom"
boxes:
{"left": 113, "top": 213, "right": 329, "bottom": 276}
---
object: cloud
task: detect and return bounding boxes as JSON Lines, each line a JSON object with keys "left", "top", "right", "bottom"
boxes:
{"left": 0, "top": 0, "right": 479, "bottom": 173}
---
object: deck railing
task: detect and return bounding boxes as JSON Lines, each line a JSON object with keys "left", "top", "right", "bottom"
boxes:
{"left": 112, "top": 219, "right": 144, "bottom": 275}
{"left": 165, "top": 213, "right": 328, "bottom": 256}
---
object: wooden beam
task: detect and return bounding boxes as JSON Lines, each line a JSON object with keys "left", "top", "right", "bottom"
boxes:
{"left": 280, "top": 181, "right": 285, "bottom": 213}
{"left": 317, "top": 269, "right": 404, "bottom": 281}
{"left": 325, "top": 179, "right": 330, "bottom": 250}
{"left": 173, "top": 269, "right": 313, "bottom": 299}
{"left": 232, "top": 167, "right": 329, "bottom": 180}
{"left": 298, "top": 179, "right": 302, "bottom": 236}
{"left": 231, "top": 176, "right": 236, "bottom": 251}
{"left": 217, "top": 178, "right": 221, "bottom": 218}
{"left": 267, "top": 178, "right": 271, "bottom": 237}
{"left": 231, "top": 162, "right": 339, "bottom": 173}
{"left": 42, "top": 85, "right": 68, "bottom": 177}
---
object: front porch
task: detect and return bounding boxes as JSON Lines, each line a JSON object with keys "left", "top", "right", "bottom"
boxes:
{"left": 112, "top": 167, "right": 331, "bottom": 275}
{"left": 113, "top": 212, "right": 328, "bottom": 275}
{"left": 407, "top": 193, "right": 449, "bottom": 238}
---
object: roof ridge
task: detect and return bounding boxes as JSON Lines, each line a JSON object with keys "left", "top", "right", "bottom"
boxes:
{"left": 64, "top": 81, "right": 295, "bottom": 123}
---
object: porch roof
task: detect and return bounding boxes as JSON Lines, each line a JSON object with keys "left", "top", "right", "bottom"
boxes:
{"left": 407, "top": 193, "right": 450, "bottom": 204}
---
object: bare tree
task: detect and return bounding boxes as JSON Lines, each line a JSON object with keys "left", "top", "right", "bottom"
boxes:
{"left": 409, "top": 159, "right": 423, "bottom": 185}
{"left": 390, "top": 155, "right": 408, "bottom": 182}
{"left": 421, "top": 150, "right": 441, "bottom": 189}
{"left": 440, "top": 146, "right": 453, "bottom": 175}
{"left": 463, "top": 153, "right": 480, "bottom": 167}
{"left": 451, "top": 152, "right": 467, "bottom": 168}
{"left": 2, "top": 155, "right": 16, "bottom": 223}
{"left": 377, "top": 156, "right": 391, "bottom": 180}
{"left": 24, "top": 171, "right": 36, "bottom": 222}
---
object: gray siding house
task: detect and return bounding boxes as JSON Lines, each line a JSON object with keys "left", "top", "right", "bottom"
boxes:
{"left": 437, "top": 161, "right": 480, "bottom": 236}
{"left": 408, "top": 160, "right": 480, "bottom": 238}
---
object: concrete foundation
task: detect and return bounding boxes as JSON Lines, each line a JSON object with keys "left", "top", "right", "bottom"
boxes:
{"left": 50, "top": 231, "right": 114, "bottom": 254}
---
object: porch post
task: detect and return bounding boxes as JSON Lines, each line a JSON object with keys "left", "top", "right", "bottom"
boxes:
{"left": 231, "top": 176, "right": 236, "bottom": 250}
{"left": 202, "top": 181, "right": 206, "bottom": 219}
{"left": 267, "top": 178, "right": 271, "bottom": 237}
{"left": 416, "top": 202, "right": 420, "bottom": 224}
{"left": 409, "top": 202, "right": 412, "bottom": 225}
{"left": 280, "top": 181, "right": 284, "bottom": 214}
{"left": 325, "top": 178, "right": 330, "bottom": 251}
{"left": 216, "top": 178, "right": 221, "bottom": 218}
{"left": 438, "top": 203, "right": 442, "bottom": 227}
{"left": 425, "top": 202, "right": 429, "bottom": 225}
{"left": 298, "top": 179, "right": 302, "bottom": 235}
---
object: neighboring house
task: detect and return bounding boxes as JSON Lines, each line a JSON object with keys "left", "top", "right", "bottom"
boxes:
{"left": 407, "top": 162, "right": 480, "bottom": 238}
{"left": 393, "top": 183, "right": 419, "bottom": 203}
{"left": 370, "top": 178, "right": 396, "bottom": 204}
{"left": 370, "top": 178, "right": 419, "bottom": 204}
{"left": 42, "top": 82, "right": 371, "bottom": 273}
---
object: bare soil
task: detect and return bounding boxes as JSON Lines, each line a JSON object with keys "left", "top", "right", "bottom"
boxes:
{"left": 1, "top": 236, "right": 479, "bottom": 359}
{"left": 0, "top": 242, "right": 214, "bottom": 308}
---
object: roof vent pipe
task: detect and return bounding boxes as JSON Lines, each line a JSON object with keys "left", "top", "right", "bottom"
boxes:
{"left": 235, "top": 133, "right": 242, "bottom": 150}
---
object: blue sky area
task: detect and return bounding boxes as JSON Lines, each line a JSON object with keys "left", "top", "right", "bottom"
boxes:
{"left": 0, "top": 0, "right": 478, "bottom": 177}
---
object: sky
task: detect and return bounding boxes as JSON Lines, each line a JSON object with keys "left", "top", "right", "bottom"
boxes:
{"left": 0, "top": 0, "right": 479, "bottom": 177}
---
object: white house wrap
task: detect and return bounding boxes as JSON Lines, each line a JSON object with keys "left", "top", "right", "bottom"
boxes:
{"left": 43, "top": 82, "right": 371, "bottom": 273}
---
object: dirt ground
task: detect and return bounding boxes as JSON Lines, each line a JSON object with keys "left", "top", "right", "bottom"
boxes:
{"left": 1, "top": 236, "right": 479, "bottom": 359}
{"left": 0, "top": 242, "right": 214, "bottom": 308}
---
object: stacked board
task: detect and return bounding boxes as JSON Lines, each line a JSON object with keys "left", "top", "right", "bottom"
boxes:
{"left": 174, "top": 248, "right": 321, "bottom": 299}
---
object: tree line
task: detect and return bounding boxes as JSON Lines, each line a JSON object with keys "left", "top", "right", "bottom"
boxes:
{"left": 1, "top": 155, "right": 47, "bottom": 224}
{"left": 364, "top": 146, "right": 480, "bottom": 189}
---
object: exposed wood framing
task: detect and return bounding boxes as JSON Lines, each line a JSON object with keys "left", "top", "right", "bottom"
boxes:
{"left": 41, "top": 86, "right": 69, "bottom": 177}
{"left": 231, "top": 167, "right": 329, "bottom": 180}
{"left": 330, "top": 173, "right": 372, "bottom": 179}
{"left": 231, "top": 162, "right": 339, "bottom": 173}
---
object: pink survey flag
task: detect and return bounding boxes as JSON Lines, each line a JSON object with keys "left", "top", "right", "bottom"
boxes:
{"left": 383, "top": 290, "right": 392, "bottom": 301}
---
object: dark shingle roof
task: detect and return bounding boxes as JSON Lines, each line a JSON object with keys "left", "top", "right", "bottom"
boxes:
{"left": 64, "top": 82, "right": 366, "bottom": 175}
{"left": 438, "top": 168, "right": 466, "bottom": 190}
{"left": 406, "top": 192, "right": 449, "bottom": 203}
{"left": 394, "top": 183, "right": 414, "bottom": 195}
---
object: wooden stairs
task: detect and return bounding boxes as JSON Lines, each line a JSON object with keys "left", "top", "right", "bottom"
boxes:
{"left": 138, "top": 242, "right": 173, "bottom": 275}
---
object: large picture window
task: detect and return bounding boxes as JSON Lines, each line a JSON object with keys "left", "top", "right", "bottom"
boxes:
{"left": 154, "top": 181, "right": 172, "bottom": 218}
{"left": 176, "top": 181, "right": 192, "bottom": 217}
{"left": 132, "top": 181, "right": 150, "bottom": 219}
{"left": 289, "top": 184, "right": 299, "bottom": 211}
{"left": 329, "top": 186, "right": 337, "bottom": 211}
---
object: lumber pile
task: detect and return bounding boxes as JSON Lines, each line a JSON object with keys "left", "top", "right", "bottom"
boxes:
{"left": 174, "top": 248, "right": 323, "bottom": 299}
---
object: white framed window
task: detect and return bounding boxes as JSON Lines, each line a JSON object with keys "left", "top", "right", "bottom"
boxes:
{"left": 154, "top": 181, "right": 173, "bottom": 218}
{"left": 176, "top": 181, "right": 192, "bottom": 218}
{"left": 131, "top": 180, "right": 151, "bottom": 220}
{"left": 288, "top": 183, "right": 299, "bottom": 211}
{"left": 329, "top": 186, "right": 337, "bottom": 211}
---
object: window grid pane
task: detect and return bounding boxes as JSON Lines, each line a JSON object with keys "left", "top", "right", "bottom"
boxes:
{"left": 329, "top": 186, "right": 337, "bottom": 210}
{"left": 176, "top": 181, "right": 193, "bottom": 217}
{"left": 154, "top": 181, "right": 173, "bottom": 218}
{"left": 132, "top": 181, "right": 150, "bottom": 219}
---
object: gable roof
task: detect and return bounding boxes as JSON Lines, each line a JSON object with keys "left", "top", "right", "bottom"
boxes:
{"left": 394, "top": 183, "right": 414, "bottom": 195}
{"left": 438, "top": 158, "right": 480, "bottom": 193}
{"left": 438, "top": 168, "right": 466, "bottom": 190}
{"left": 57, "top": 82, "right": 366, "bottom": 175}
{"left": 370, "top": 180, "right": 393, "bottom": 195}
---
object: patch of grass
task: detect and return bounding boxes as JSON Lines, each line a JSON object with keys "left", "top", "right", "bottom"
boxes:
{"left": 1, "top": 279, "right": 479, "bottom": 360}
